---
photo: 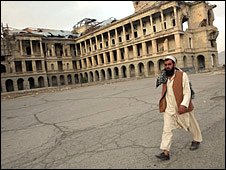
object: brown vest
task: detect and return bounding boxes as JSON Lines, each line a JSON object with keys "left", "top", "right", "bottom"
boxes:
{"left": 159, "top": 70, "right": 194, "bottom": 113}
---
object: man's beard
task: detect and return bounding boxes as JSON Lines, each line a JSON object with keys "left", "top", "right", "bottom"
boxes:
{"left": 165, "top": 67, "right": 175, "bottom": 76}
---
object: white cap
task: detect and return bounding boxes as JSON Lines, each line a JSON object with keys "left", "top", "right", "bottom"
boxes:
{"left": 164, "top": 55, "right": 176, "bottom": 63}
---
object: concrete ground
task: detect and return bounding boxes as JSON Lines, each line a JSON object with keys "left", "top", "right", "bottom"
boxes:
{"left": 1, "top": 71, "right": 225, "bottom": 169}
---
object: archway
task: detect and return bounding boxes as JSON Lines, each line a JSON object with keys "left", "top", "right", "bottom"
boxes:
{"left": 17, "top": 78, "right": 24, "bottom": 90}
{"left": 28, "top": 77, "right": 35, "bottom": 89}
{"left": 129, "top": 64, "right": 135, "bottom": 77}
{"left": 60, "top": 75, "right": 65, "bottom": 85}
{"left": 121, "top": 65, "right": 127, "bottom": 78}
{"left": 38, "top": 76, "right": 45, "bottom": 88}
{"left": 138, "top": 62, "right": 144, "bottom": 76}
{"left": 5, "top": 79, "right": 14, "bottom": 92}
{"left": 52, "top": 76, "right": 58, "bottom": 86}
{"left": 67, "top": 74, "right": 72, "bottom": 85}
{"left": 197, "top": 55, "right": 205, "bottom": 71}
{"left": 114, "top": 67, "right": 119, "bottom": 79}
{"left": 147, "top": 61, "right": 154, "bottom": 75}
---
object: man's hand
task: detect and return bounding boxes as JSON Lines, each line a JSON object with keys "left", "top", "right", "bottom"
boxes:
{"left": 178, "top": 105, "right": 187, "bottom": 114}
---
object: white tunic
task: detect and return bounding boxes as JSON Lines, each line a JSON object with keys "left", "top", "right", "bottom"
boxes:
{"left": 165, "top": 70, "right": 191, "bottom": 131}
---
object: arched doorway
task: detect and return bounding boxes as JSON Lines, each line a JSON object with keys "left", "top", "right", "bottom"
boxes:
{"left": 28, "top": 77, "right": 35, "bottom": 89}
{"left": 100, "top": 69, "right": 106, "bottom": 81}
{"left": 38, "top": 76, "right": 45, "bottom": 88}
{"left": 17, "top": 78, "right": 24, "bottom": 90}
{"left": 60, "top": 75, "right": 65, "bottom": 85}
{"left": 107, "top": 68, "right": 112, "bottom": 80}
{"left": 67, "top": 74, "right": 72, "bottom": 85}
{"left": 6, "top": 79, "right": 14, "bottom": 92}
{"left": 147, "top": 61, "right": 154, "bottom": 76}
{"left": 129, "top": 64, "right": 135, "bottom": 77}
{"left": 183, "top": 55, "right": 187, "bottom": 68}
{"left": 1, "top": 64, "right": 6, "bottom": 73}
{"left": 158, "top": 59, "right": 165, "bottom": 73}
{"left": 52, "top": 76, "right": 58, "bottom": 86}
{"left": 197, "top": 55, "right": 205, "bottom": 71}
{"left": 121, "top": 65, "right": 127, "bottom": 78}
{"left": 89, "top": 71, "right": 94, "bottom": 82}
{"left": 74, "top": 74, "right": 79, "bottom": 84}
{"left": 95, "top": 70, "right": 99, "bottom": 81}
{"left": 138, "top": 62, "right": 144, "bottom": 76}
{"left": 114, "top": 67, "right": 119, "bottom": 79}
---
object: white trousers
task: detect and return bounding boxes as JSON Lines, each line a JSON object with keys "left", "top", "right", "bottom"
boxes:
{"left": 160, "top": 110, "right": 203, "bottom": 151}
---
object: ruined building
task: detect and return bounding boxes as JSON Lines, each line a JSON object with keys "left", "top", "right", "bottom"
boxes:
{"left": 1, "top": 1, "right": 219, "bottom": 93}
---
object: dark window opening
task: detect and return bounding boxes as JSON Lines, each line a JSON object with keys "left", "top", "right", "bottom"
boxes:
{"left": 172, "top": 19, "right": 176, "bottom": 26}
{"left": 119, "top": 37, "right": 122, "bottom": 42}
{"left": 153, "top": 26, "right": 156, "bottom": 33}
{"left": 134, "top": 32, "right": 138, "bottom": 38}
{"left": 126, "top": 34, "right": 130, "bottom": 40}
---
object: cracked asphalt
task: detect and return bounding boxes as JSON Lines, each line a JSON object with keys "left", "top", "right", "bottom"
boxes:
{"left": 1, "top": 71, "right": 225, "bottom": 169}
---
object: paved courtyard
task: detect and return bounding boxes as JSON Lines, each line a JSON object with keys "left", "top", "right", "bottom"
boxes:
{"left": 1, "top": 71, "right": 225, "bottom": 169}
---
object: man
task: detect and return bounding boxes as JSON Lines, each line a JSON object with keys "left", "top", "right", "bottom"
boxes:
{"left": 155, "top": 55, "right": 202, "bottom": 161}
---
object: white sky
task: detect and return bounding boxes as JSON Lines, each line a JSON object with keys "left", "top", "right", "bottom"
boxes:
{"left": 1, "top": 1, "right": 225, "bottom": 52}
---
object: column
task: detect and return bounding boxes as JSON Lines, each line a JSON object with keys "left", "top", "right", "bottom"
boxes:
{"left": 143, "top": 64, "right": 148, "bottom": 77}
{"left": 164, "top": 38, "right": 168, "bottom": 52}
{"left": 65, "top": 76, "right": 69, "bottom": 85}
{"left": 140, "top": 19, "right": 143, "bottom": 36}
{"left": 173, "top": 6, "right": 179, "bottom": 28}
{"left": 62, "top": 44, "right": 66, "bottom": 56}
{"left": 110, "top": 51, "right": 114, "bottom": 63}
{"left": 122, "top": 25, "right": 126, "bottom": 42}
{"left": 90, "top": 39, "right": 93, "bottom": 52}
{"left": 92, "top": 56, "right": 96, "bottom": 67}
{"left": 32, "top": 61, "right": 37, "bottom": 72}
{"left": 42, "top": 61, "right": 45, "bottom": 72}
{"left": 175, "top": 33, "right": 181, "bottom": 49}
{"left": 20, "top": 40, "right": 23, "bottom": 56}
{"left": 130, "top": 22, "right": 134, "bottom": 40}
{"left": 124, "top": 46, "right": 129, "bottom": 60}
{"left": 133, "top": 45, "right": 137, "bottom": 58}
{"left": 22, "top": 60, "right": 26, "bottom": 72}
{"left": 40, "top": 41, "right": 43, "bottom": 56}
{"left": 108, "top": 32, "right": 111, "bottom": 46}
{"left": 142, "top": 42, "right": 147, "bottom": 56}
{"left": 44, "top": 76, "right": 48, "bottom": 87}
{"left": 14, "top": 81, "right": 21, "bottom": 91}
{"left": 57, "top": 76, "right": 60, "bottom": 86}
{"left": 97, "top": 54, "right": 101, "bottom": 65}
{"left": 95, "top": 36, "right": 99, "bottom": 50}
{"left": 160, "top": 10, "right": 164, "bottom": 30}
{"left": 52, "top": 44, "right": 56, "bottom": 56}
{"left": 11, "top": 61, "right": 16, "bottom": 73}
{"left": 103, "top": 52, "right": 107, "bottom": 64}
{"left": 34, "top": 78, "right": 38, "bottom": 88}
{"left": 24, "top": 79, "right": 30, "bottom": 90}
{"left": 30, "top": 40, "right": 34, "bottom": 55}
{"left": 71, "top": 75, "right": 75, "bottom": 85}
{"left": 115, "top": 28, "right": 119, "bottom": 44}
{"left": 87, "top": 57, "right": 91, "bottom": 68}
{"left": 152, "top": 39, "right": 157, "bottom": 54}
{"left": 150, "top": 16, "right": 153, "bottom": 34}
{"left": 79, "top": 43, "right": 82, "bottom": 55}
{"left": 76, "top": 60, "right": 81, "bottom": 70}
{"left": 101, "top": 34, "right": 105, "bottom": 48}
{"left": 154, "top": 60, "right": 159, "bottom": 76}
{"left": 126, "top": 68, "right": 130, "bottom": 78}
{"left": 1, "top": 80, "right": 6, "bottom": 92}
{"left": 135, "top": 64, "right": 139, "bottom": 78}
{"left": 118, "top": 67, "right": 122, "bottom": 79}
{"left": 117, "top": 49, "right": 121, "bottom": 61}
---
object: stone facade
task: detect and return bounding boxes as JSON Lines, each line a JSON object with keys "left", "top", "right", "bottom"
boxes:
{"left": 1, "top": 1, "right": 219, "bottom": 93}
